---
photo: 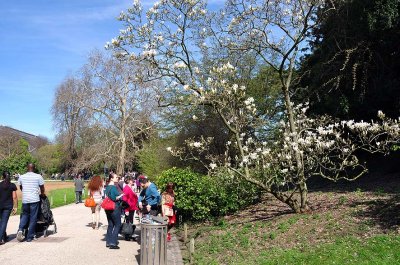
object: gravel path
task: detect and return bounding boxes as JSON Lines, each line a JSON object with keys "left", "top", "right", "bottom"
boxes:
{"left": 0, "top": 203, "right": 140, "bottom": 265}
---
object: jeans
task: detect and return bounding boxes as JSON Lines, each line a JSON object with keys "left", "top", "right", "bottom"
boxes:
{"left": 0, "top": 208, "right": 12, "bottom": 242}
{"left": 75, "top": 191, "right": 82, "bottom": 203}
{"left": 105, "top": 205, "right": 121, "bottom": 246}
{"left": 18, "top": 202, "right": 40, "bottom": 240}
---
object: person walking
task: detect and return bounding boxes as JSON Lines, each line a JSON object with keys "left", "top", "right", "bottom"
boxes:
{"left": 138, "top": 175, "right": 161, "bottom": 216}
{"left": 122, "top": 176, "right": 139, "bottom": 241}
{"left": 17, "top": 163, "right": 45, "bottom": 242}
{"left": 87, "top": 175, "right": 104, "bottom": 229}
{"left": 104, "top": 173, "right": 124, "bottom": 249}
{"left": 0, "top": 171, "right": 18, "bottom": 245}
{"left": 74, "top": 174, "right": 85, "bottom": 204}
{"left": 161, "top": 183, "right": 177, "bottom": 242}
{"left": 135, "top": 176, "right": 141, "bottom": 193}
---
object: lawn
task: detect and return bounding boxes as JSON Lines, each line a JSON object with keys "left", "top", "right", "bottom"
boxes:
{"left": 14, "top": 181, "right": 86, "bottom": 214}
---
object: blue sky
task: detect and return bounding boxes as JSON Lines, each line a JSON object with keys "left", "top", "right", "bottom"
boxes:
{"left": 0, "top": 0, "right": 137, "bottom": 140}
{"left": 0, "top": 0, "right": 226, "bottom": 141}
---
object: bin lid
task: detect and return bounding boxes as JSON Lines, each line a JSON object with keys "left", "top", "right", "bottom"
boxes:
{"left": 152, "top": 215, "right": 168, "bottom": 225}
{"left": 140, "top": 216, "right": 168, "bottom": 225}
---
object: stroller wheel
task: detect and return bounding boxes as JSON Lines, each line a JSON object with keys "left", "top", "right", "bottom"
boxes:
{"left": 54, "top": 224, "right": 57, "bottom": 234}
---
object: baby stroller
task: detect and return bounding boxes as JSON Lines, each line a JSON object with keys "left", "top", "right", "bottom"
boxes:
{"left": 36, "top": 195, "right": 57, "bottom": 237}
{"left": 22, "top": 195, "right": 57, "bottom": 238}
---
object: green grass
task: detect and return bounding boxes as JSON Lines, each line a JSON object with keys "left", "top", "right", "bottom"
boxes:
{"left": 16, "top": 188, "right": 77, "bottom": 214}
{"left": 259, "top": 235, "right": 400, "bottom": 265}
{"left": 48, "top": 188, "right": 80, "bottom": 208}
{"left": 194, "top": 234, "right": 400, "bottom": 265}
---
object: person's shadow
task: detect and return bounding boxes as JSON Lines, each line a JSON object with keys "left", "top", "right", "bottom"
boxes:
{"left": 3, "top": 232, "right": 15, "bottom": 242}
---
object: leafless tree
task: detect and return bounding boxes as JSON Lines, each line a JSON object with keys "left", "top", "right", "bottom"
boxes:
{"left": 52, "top": 76, "right": 88, "bottom": 172}
{"left": 52, "top": 51, "right": 160, "bottom": 175}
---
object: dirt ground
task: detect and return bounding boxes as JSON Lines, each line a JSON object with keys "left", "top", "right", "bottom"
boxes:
{"left": 14, "top": 181, "right": 75, "bottom": 199}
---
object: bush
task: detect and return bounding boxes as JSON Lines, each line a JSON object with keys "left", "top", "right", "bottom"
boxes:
{"left": 157, "top": 167, "right": 260, "bottom": 221}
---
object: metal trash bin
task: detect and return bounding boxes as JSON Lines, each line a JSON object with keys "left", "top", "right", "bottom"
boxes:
{"left": 140, "top": 216, "right": 168, "bottom": 265}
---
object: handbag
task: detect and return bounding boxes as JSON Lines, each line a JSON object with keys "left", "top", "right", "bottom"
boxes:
{"left": 101, "top": 190, "right": 116, "bottom": 210}
{"left": 121, "top": 200, "right": 130, "bottom": 210}
{"left": 163, "top": 205, "right": 174, "bottom": 217}
{"left": 84, "top": 197, "right": 96, "bottom": 207}
{"left": 121, "top": 217, "right": 133, "bottom": 235}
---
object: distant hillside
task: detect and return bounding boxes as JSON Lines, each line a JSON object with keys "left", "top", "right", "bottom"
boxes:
{"left": 0, "top": 125, "right": 47, "bottom": 153}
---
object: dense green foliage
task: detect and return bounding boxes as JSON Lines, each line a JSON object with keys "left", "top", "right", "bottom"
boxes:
{"left": 299, "top": 0, "right": 400, "bottom": 120}
{"left": 36, "top": 144, "right": 64, "bottom": 175}
{"left": 156, "top": 167, "right": 260, "bottom": 221}
{"left": 0, "top": 139, "right": 38, "bottom": 174}
{"left": 136, "top": 136, "right": 177, "bottom": 178}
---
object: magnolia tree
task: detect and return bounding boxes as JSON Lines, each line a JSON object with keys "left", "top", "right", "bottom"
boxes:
{"left": 109, "top": 0, "right": 400, "bottom": 212}
{"left": 166, "top": 64, "right": 400, "bottom": 212}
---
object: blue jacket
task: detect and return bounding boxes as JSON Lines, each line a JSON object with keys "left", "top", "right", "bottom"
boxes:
{"left": 138, "top": 182, "right": 161, "bottom": 206}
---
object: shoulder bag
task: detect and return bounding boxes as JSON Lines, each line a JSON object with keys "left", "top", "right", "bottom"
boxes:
{"left": 101, "top": 189, "right": 116, "bottom": 210}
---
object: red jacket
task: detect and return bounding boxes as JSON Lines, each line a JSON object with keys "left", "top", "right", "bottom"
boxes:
{"left": 123, "top": 185, "right": 139, "bottom": 212}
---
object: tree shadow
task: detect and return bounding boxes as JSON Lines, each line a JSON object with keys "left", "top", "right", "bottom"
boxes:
{"left": 308, "top": 172, "right": 400, "bottom": 193}
{"left": 308, "top": 152, "right": 400, "bottom": 193}
{"left": 224, "top": 197, "right": 295, "bottom": 225}
{"left": 351, "top": 194, "right": 400, "bottom": 231}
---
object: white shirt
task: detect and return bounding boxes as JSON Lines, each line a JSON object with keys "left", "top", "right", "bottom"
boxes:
{"left": 18, "top": 172, "right": 44, "bottom": 203}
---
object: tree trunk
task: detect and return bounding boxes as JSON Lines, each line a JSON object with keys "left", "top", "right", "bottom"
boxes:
{"left": 270, "top": 184, "right": 309, "bottom": 213}
{"left": 299, "top": 181, "right": 309, "bottom": 211}
{"left": 117, "top": 127, "right": 126, "bottom": 176}
{"left": 271, "top": 190, "right": 302, "bottom": 213}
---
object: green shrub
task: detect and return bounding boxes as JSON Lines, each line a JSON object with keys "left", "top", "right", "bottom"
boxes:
{"left": 157, "top": 167, "right": 260, "bottom": 221}
{"left": 157, "top": 167, "right": 214, "bottom": 220}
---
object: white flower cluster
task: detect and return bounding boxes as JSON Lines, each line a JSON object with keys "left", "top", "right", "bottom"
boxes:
{"left": 190, "top": 142, "right": 202, "bottom": 148}
{"left": 173, "top": 62, "right": 186, "bottom": 69}
{"left": 142, "top": 49, "right": 158, "bottom": 57}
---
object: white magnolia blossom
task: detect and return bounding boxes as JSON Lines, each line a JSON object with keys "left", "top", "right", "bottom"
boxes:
{"left": 192, "top": 142, "right": 202, "bottom": 148}
{"left": 173, "top": 62, "right": 186, "bottom": 68}
{"left": 142, "top": 49, "right": 158, "bottom": 57}
{"left": 209, "top": 162, "right": 217, "bottom": 169}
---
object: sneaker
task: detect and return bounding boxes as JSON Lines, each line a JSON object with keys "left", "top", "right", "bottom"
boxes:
{"left": 109, "top": 245, "right": 120, "bottom": 249}
{"left": 16, "top": 230, "right": 25, "bottom": 242}
{"left": 26, "top": 237, "right": 37, "bottom": 242}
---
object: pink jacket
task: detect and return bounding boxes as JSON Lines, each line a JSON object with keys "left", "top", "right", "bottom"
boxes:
{"left": 123, "top": 185, "right": 139, "bottom": 212}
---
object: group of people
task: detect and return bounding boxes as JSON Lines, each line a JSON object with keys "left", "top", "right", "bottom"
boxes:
{"left": 84, "top": 172, "right": 177, "bottom": 249}
{"left": 0, "top": 164, "right": 177, "bottom": 249}
{"left": 0, "top": 163, "right": 45, "bottom": 244}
